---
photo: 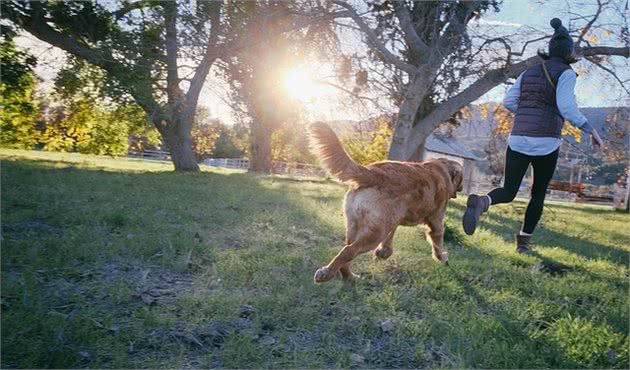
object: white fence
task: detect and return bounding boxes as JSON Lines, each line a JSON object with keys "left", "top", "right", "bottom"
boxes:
{"left": 128, "top": 149, "right": 171, "bottom": 161}
{"left": 202, "top": 158, "right": 328, "bottom": 178}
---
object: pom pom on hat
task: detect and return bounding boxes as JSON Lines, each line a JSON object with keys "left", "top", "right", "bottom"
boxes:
{"left": 550, "top": 18, "right": 562, "bottom": 29}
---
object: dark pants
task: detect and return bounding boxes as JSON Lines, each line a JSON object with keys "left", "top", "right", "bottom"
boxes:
{"left": 487, "top": 146, "right": 559, "bottom": 234}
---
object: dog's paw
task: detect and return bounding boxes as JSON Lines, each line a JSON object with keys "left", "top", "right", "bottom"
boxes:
{"left": 432, "top": 251, "right": 449, "bottom": 265}
{"left": 314, "top": 267, "right": 335, "bottom": 283}
{"left": 342, "top": 271, "right": 360, "bottom": 282}
{"left": 374, "top": 246, "right": 393, "bottom": 260}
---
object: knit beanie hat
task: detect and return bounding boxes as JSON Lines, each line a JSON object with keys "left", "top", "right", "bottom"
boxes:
{"left": 548, "top": 18, "right": 574, "bottom": 60}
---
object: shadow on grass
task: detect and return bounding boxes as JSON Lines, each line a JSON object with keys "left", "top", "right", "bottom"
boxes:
{"left": 448, "top": 201, "right": 629, "bottom": 267}
{"left": 439, "top": 223, "right": 628, "bottom": 368}
{"left": 1, "top": 159, "right": 346, "bottom": 368}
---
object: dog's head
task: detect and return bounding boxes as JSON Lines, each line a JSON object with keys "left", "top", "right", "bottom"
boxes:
{"left": 439, "top": 159, "right": 464, "bottom": 198}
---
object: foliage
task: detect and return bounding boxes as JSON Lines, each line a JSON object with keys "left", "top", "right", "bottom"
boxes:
{"left": 271, "top": 122, "right": 316, "bottom": 164}
{"left": 220, "top": 0, "right": 336, "bottom": 171}
{"left": 1, "top": 0, "right": 226, "bottom": 170}
{"left": 191, "top": 124, "right": 220, "bottom": 161}
{"left": 341, "top": 117, "right": 393, "bottom": 165}
{"left": 584, "top": 161, "right": 627, "bottom": 186}
{"left": 602, "top": 107, "right": 629, "bottom": 162}
{"left": 1, "top": 150, "right": 628, "bottom": 368}
{"left": 40, "top": 98, "right": 159, "bottom": 156}
{"left": 0, "top": 38, "right": 39, "bottom": 149}
{"left": 211, "top": 122, "right": 247, "bottom": 158}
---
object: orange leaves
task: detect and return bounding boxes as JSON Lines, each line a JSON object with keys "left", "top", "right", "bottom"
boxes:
{"left": 491, "top": 104, "right": 514, "bottom": 134}
{"left": 561, "top": 122, "right": 582, "bottom": 142}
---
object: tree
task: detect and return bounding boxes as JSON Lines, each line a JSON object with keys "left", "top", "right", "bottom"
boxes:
{"left": 211, "top": 122, "right": 246, "bottom": 158}
{"left": 2, "top": 0, "right": 224, "bottom": 170}
{"left": 332, "top": 0, "right": 630, "bottom": 161}
{"left": 38, "top": 57, "right": 160, "bottom": 156}
{"left": 271, "top": 121, "right": 317, "bottom": 164}
{"left": 0, "top": 36, "right": 39, "bottom": 149}
{"left": 190, "top": 107, "right": 220, "bottom": 160}
{"left": 220, "top": 1, "right": 333, "bottom": 173}
{"left": 40, "top": 96, "right": 159, "bottom": 156}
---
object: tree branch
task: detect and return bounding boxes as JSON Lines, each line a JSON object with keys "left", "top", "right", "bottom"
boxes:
{"left": 183, "top": 1, "right": 223, "bottom": 123}
{"left": 392, "top": 1, "right": 430, "bottom": 59}
{"left": 163, "top": 1, "right": 182, "bottom": 107}
{"left": 6, "top": 3, "right": 165, "bottom": 122}
{"left": 585, "top": 56, "right": 630, "bottom": 95}
{"left": 112, "top": 1, "right": 152, "bottom": 20}
{"left": 576, "top": 0, "right": 607, "bottom": 45}
{"left": 579, "top": 46, "right": 630, "bottom": 57}
{"left": 510, "top": 35, "right": 551, "bottom": 57}
{"left": 331, "top": 0, "right": 417, "bottom": 74}
{"left": 405, "top": 45, "right": 630, "bottom": 153}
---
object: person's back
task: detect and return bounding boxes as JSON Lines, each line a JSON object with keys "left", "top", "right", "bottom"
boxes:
{"left": 512, "top": 59, "right": 572, "bottom": 139}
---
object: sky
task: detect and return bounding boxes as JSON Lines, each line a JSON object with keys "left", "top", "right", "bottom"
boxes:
{"left": 16, "top": 0, "right": 630, "bottom": 125}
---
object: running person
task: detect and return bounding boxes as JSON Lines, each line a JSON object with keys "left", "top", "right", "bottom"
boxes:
{"left": 462, "top": 18, "right": 604, "bottom": 253}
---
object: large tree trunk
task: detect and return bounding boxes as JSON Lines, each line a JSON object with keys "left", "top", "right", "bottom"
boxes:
{"left": 388, "top": 70, "right": 431, "bottom": 161}
{"left": 249, "top": 124, "right": 273, "bottom": 173}
{"left": 394, "top": 111, "right": 447, "bottom": 162}
{"left": 159, "top": 117, "right": 199, "bottom": 172}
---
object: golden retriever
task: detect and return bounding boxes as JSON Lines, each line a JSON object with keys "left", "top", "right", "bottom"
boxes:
{"left": 309, "top": 122, "right": 464, "bottom": 283}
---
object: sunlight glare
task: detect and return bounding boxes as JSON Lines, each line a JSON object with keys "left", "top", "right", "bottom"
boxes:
{"left": 284, "top": 66, "right": 327, "bottom": 102}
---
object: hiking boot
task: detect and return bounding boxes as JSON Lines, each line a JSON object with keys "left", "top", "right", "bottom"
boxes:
{"left": 516, "top": 234, "right": 533, "bottom": 254}
{"left": 462, "top": 194, "right": 490, "bottom": 235}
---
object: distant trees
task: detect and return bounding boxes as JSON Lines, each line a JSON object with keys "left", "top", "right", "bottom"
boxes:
{"left": 340, "top": 116, "right": 393, "bottom": 165}
{"left": 40, "top": 100, "right": 159, "bottom": 156}
{"left": 0, "top": 33, "right": 160, "bottom": 156}
{"left": 0, "top": 37, "right": 39, "bottom": 148}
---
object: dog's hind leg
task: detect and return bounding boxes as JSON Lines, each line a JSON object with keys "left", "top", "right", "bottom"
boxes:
{"left": 314, "top": 226, "right": 387, "bottom": 283}
{"left": 426, "top": 214, "right": 448, "bottom": 264}
{"left": 374, "top": 226, "right": 397, "bottom": 260}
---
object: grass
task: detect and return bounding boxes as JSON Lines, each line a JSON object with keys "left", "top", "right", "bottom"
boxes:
{"left": 1, "top": 148, "right": 629, "bottom": 369}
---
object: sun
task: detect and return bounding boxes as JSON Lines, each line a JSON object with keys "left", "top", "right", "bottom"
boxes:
{"left": 283, "top": 66, "right": 327, "bottom": 102}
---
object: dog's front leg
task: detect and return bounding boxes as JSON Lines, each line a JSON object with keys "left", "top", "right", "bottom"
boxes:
{"left": 314, "top": 245, "right": 357, "bottom": 283}
{"left": 339, "top": 262, "right": 359, "bottom": 281}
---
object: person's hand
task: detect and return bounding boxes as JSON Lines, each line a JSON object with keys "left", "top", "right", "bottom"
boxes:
{"left": 591, "top": 130, "right": 604, "bottom": 150}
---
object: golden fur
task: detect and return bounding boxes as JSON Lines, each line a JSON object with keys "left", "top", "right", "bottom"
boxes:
{"left": 309, "top": 122, "right": 464, "bottom": 283}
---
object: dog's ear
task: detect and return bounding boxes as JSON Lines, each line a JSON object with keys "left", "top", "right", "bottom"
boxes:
{"left": 445, "top": 161, "right": 464, "bottom": 198}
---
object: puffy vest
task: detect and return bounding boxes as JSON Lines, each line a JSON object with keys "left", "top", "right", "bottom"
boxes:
{"left": 512, "top": 57, "right": 573, "bottom": 138}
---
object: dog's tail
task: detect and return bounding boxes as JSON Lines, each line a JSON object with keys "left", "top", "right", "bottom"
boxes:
{"left": 309, "top": 122, "right": 375, "bottom": 186}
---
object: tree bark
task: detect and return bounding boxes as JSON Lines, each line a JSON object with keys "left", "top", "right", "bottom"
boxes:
{"left": 249, "top": 124, "right": 273, "bottom": 173}
{"left": 388, "top": 67, "right": 435, "bottom": 161}
{"left": 159, "top": 116, "right": 199, "bottom": 172}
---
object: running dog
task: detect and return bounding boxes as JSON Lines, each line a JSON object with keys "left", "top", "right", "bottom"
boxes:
{"left": 310, "top": 122, "right": 463, "bottom": 283}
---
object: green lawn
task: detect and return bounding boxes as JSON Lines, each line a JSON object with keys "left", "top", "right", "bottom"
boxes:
{"left": 2, "top": 149, "right": 629, "bottom": 369}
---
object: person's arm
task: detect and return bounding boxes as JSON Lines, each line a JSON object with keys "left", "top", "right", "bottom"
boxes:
{"left": 503, "top": 72, "right": 523, "bottom": 113}
{"left": 556, "top": 70, "right": 603, "bottom": 147}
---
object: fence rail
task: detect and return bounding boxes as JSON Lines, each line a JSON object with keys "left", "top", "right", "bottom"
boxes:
{"left": 128, "top": 149, "right": 171, "bottom": 161}
{"left": 201, "top": 158, "right": 328, "bottom": 178}
{"left": 136, "top": 155, "right": 622, "bottom": 206}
